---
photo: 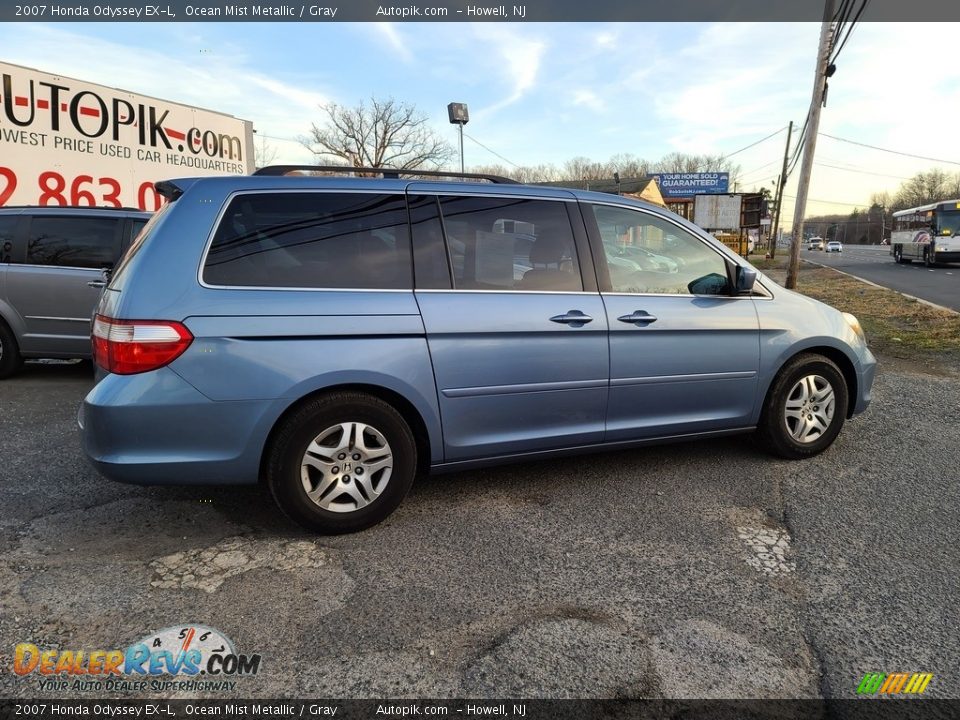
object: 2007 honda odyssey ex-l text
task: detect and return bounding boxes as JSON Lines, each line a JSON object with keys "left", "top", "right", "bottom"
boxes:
{"left": 79, "top": 167, "right": 876, "bottom": 534}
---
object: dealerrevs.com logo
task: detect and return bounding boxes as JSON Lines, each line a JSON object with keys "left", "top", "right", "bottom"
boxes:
{"left": 13, "top": 625, "right": 261, "bottom": 693}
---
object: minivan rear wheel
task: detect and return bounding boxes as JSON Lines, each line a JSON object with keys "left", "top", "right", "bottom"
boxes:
{"left": 265, "top": 391, "right": 417, "bottom": 534}
{"left": 0, "top": 321, "right": 23, "bottom": 379}
{"left": 757, "top": 353, "right": 849, "bottom": 459}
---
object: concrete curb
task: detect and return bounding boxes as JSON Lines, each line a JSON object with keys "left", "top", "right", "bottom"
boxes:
{"left": 802, "top": 259, "right": 960, "bottom": 316}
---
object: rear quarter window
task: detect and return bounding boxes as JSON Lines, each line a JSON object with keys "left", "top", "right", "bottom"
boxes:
{"left": 203, "top": 192, "right": 412, "bottom": 290}
{"left": 26, "top": 216, "right": 120, "bottom": 269}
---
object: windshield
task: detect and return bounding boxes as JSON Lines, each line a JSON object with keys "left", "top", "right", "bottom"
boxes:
{"left": 937, "top": 211, "right": 960, "bottom": 236}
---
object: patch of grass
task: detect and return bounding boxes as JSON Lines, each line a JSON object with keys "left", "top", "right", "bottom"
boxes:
{"left": 746, "top": 255, "right": 787, "bottom": 272}
{"left": 751, "top": 256, "right": 960, "bottom": 363}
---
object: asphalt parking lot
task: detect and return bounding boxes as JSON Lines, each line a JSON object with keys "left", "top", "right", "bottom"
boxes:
{"left": 1, "top": 358, "right": 958, "bottom": 700}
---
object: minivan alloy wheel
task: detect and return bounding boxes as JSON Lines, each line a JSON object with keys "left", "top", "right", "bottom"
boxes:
{"left": 783, "top": 374, "right": 835, "bottom": 443}
{"left": 757, "top": 352, "right": 848, "bottom": 459}
{"left": 300, "top": 422, "right": 393, "bottom": 513}
{"left": 266, "top": 390, "right": 417, "bottom": 534}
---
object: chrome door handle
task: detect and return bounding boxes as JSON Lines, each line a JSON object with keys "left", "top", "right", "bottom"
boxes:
{"left": 617, "top": 311, "right": 658, "bottom": 325}
{"left": 87, "top": 280, "right": 107, "bottom": 289}
{"left": 550, "top": 310, "right": 593, "bottom": 326}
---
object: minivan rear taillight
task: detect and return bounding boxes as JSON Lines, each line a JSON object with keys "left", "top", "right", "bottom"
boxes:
{"left": 92, "top": 315, "right": 193, "bottom": 375}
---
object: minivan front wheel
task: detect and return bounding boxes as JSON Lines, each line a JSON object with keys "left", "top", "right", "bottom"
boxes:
{"left": 757, "top": 354, "right": 849, "bottom": 459}
{"left": 266, "top": 391, "right": 417, "bottom": 534}
{"left": 0, "top": 321, "right": 23, "bottom": 379}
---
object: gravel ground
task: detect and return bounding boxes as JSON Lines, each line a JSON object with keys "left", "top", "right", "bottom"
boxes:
{"left": 0, "top": 358, "right": 957, "bottom": 700}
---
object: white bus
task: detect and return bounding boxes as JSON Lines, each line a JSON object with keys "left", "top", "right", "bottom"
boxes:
{"left": 891, "top": 199, "right": 960, "bottom": 266}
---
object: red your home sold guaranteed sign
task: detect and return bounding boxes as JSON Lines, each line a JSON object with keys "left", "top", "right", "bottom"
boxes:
{"left": 0, "top": 61, "right": 254, "bottom": 210}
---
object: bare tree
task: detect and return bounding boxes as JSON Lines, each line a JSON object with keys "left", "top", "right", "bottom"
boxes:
{"left": 561, "top": 156, "right": 608, "bottom": 181}
{"left": 607, "top": 153, "right": 648, "bottom": 179}
{"left": 467, "top": 163, "right": 564, "bottom": 183}
{"left": 650, "top": 152, "right": 741, "bottom": 183}
{"left": 869, "top": 190, "right": 892, "bottom": 209}
{"left": 304, "top": 97, "right": 455, "bottom": 170}
{"left": 254, "top": 136, "right": 279, "bottom": 170}
{"left": 892, "top": 168, "right": 959, "bottom": 210}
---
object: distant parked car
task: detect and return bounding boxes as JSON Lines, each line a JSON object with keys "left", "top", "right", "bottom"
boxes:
{"left": 826, "top": 241, "right": 843, "bottom": 253}
{"left": 0, "top": 205, "right": 151, "bottom": 378}
{"left": 808, "top": 237, "right": 824, "bottom": 251}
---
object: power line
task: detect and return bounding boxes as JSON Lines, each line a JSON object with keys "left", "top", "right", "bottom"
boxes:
{"left": 782, "top": 193, "right": 868, "bottom": 208}
{"left": 738, "top": 159, "right": 781, "bottom": 181}
{"left": 814, "top": 161, "right": 912, "bottom": 180}
{"left": 688, "top": 126, "right": 788, "bottom": 172}
{"left": 720, "top": 126, "right": 787, "bottom": 160}
{"left": 819, "top": 132, "right": 960, "bottom": 166}
{"left": 253, "top": 132, "right": 303, "bottom": 144}
{"left": 786, "top": 110, "right": 812, "bottom": 177}
{"left": 462, "top": 132, "right": 522, "bottom": 169}
{"left": 832, "top": 0, "right": 854, "bottom": 23}
{"left": 830, "top": 0, "right": 870, "bottom": 64}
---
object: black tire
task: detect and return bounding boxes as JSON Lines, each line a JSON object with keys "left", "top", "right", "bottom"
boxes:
{"left": 0, "top": 320, "right": 23, "bottom": 380}
{"left": 757, "top": 353, "right": 849, "bottom": 460}
{"left": 265, "top": 391, "right": 417, "bottom": 534}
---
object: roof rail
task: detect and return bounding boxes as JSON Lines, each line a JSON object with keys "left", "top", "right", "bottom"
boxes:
{"left": 253, "top": 165, "right": 518, "bottom": 184}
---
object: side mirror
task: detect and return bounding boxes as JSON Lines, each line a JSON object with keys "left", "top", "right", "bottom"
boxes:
{"left": 735, "top": 265, "right": 757, "bottom": 295}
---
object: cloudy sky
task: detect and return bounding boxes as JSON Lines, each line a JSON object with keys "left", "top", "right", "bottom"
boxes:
{"left": 2, "top": 21, "right": 959, "bottom": 226}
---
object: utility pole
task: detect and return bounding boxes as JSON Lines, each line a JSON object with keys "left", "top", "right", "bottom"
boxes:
{"left": 769, "top": 120, "right": 793, "bottom": 259}
{"left": 786, "top": 0, "right": 836, "bottom": 289}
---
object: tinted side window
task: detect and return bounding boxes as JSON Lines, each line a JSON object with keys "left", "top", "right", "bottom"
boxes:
{"left": 27, "top": 216, "right": 120, "bottom": 269}
{"left": 590, "top": 204, "right": 731, "bottom": 296}
{"left": 204, "top": 193, "right": 412, "bottom": 289}
{"left": 438, "top": 196, "right": 582, "bottom": 291}
{"left": 0, "top": 217, "right": 16, "bottom": 263}
{"left": 408, "top": 194, "right": 450, "bottom": 289}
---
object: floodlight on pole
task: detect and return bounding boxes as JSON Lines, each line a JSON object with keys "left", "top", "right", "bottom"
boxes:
{"left": 447, "top": 102, "right": 469, "bottom": 174}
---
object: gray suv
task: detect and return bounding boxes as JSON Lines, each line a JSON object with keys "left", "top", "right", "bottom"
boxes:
{"left": 0, "top": 206, "right": 151, "bottom": 377}
{"left": 79, "top": 166, "right": 876, "bottom": 534}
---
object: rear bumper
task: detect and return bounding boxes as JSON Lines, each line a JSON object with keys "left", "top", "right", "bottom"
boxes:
{"left": 79, "top": 367, "right": 276, "bottom": 486}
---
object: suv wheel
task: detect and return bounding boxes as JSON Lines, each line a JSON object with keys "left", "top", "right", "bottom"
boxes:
{"left": 265, "top": 391, "right": 417, "bottom": 534}
{"left": 0, "top": 321, "right": 23, "bottom": 379}
{"left": 757, "top": 353, "right": 849, "bottom": 459}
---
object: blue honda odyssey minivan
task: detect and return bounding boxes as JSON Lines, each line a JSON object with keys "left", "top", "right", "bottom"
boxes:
{"left": 79, "top": 167, "right": 876, "bottom": 534}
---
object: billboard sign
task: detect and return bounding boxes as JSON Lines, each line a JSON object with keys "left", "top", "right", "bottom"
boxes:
{"left": 0, "top": 62, "right": 254, "bottom": 210}
{"left": 651, "top": 172, "right": 729, "bottom": 198}
{"left": 694, "top": 194, "right": 742, "bottom": 230}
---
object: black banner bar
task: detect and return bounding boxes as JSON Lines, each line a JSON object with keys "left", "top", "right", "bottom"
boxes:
{"left": 1, "top": 0, "right": 960, "bottom": 22}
